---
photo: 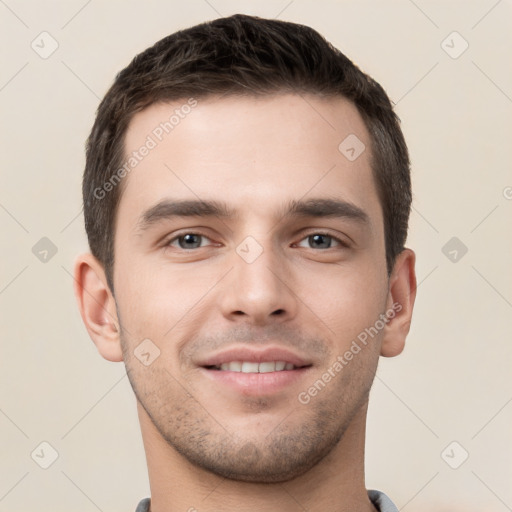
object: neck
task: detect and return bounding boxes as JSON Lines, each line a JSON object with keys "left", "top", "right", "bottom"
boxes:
{"left": 137, "top": 400, "right": 377, "bottom": 512}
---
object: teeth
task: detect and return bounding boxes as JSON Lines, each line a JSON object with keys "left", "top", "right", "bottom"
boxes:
{"left": 259, "top": 361, "right": 275, "bottom": 373}
{"left": 241, "top": 362, "right": 259, "bottom": 373}
{"left": 227, "top": 361, "right": 242, "bottom": 371}
{"left": 215, "top": 361, "right": 296, "bottom": 372}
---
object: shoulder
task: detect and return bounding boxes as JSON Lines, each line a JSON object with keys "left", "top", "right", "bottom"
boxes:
{"left": 367, "top": 489, "right": 399, "bottom": 512}
{"left": 135, "top": 497, "right": 151, "bottom": 512}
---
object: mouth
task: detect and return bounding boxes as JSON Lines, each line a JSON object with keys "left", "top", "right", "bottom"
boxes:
{"left": 204, "top": 361, "right": 308, "bottom": 373}
{"left": 197, "top": 346, "right": 313, "bottom": 396}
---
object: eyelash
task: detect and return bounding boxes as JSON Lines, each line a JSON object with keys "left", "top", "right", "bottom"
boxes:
{"left": 164, "top": 231, "right": 350, "bottom": 250}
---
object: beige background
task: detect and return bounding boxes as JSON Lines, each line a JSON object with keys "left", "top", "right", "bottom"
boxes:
{"left": 1, "top": 1, "right": 511, "bottom": 511}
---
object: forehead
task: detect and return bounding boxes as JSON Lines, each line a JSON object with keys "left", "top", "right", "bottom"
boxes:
{"left": 118, "top": 93, "right": 381, "bottom": 232}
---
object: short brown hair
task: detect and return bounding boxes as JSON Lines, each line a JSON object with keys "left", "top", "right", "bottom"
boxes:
{"left": 83, "top": 13, "right": 411, "bottom": 292}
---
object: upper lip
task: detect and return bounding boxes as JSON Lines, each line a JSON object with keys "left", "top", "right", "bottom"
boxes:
{"left": 197, "top": 346, "right": 312, "bottom": 368}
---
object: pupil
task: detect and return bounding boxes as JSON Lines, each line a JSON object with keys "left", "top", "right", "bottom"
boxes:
{"left": 180, "top": 234, "right": 200, "bottom": 249}
{"left": 311, "top": 234, "right": 330, "bottom": 248}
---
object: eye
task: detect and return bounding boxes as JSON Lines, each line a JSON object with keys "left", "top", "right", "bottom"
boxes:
{"left": 296, "top": 233, "right": 349, "bottom": 250}
{"left": 166, "top": 232, "right": 213, "bottom": 250}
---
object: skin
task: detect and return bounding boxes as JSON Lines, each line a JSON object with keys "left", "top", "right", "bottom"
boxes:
{"left": 74, "top": 93, "right": 416, "bottom": 512}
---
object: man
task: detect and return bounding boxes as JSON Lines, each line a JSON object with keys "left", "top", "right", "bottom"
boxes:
{"left": 74, "top": 13, "right": 416, "bottom": 512}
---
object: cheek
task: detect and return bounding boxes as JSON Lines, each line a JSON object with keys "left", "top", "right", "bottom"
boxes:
{"left": 115, "top": 259, "right": 220, "bottom": 341}
{"left": 300, "top": 262, "right": 388, "bottom": 342}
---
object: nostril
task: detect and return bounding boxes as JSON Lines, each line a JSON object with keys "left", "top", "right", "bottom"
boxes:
{"left": 231, "top": 309, "right": 285, "bottom": 317}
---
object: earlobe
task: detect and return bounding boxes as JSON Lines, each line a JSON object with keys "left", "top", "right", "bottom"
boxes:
{"left": 73, "top": 253, "right": 123, "bottom": 362}
{"left": 380, "top": 248, "right": 417, "bottom": 358}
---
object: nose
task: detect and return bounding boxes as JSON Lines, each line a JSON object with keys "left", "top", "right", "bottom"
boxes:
{"left": 219, "top": 236, "right": 298, "bottom": 326}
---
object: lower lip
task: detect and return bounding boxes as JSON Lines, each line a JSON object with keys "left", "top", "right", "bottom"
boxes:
{"left": 199, "top": 367, "right": 311, "bottom": 396}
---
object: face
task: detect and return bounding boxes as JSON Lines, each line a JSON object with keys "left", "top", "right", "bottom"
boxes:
{"left": 113, "top": 93, "right": 390, "bottom": 482}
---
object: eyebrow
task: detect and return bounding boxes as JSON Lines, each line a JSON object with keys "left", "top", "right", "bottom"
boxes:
{"left": 136, "top": 197, "right": 370, "bottom": 232}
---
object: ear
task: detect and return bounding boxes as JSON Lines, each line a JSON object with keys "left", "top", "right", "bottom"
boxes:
{"left": 73, "top": 253, "right": 123, "bottom": 362}
{"left": 380, "top": 248, "right": 417, "bottom": 357}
